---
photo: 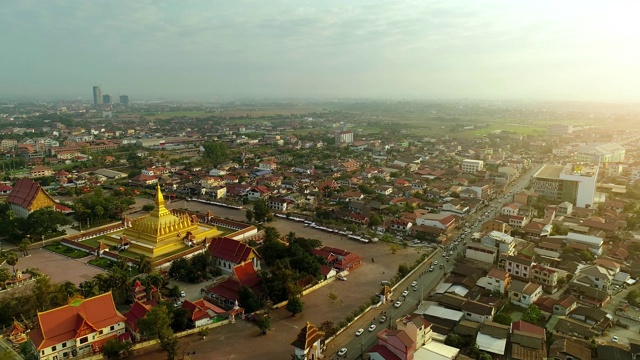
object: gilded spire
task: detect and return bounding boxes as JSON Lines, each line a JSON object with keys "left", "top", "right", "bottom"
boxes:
{"left": 155, "top": 184, "right": 165, "bottom": 207}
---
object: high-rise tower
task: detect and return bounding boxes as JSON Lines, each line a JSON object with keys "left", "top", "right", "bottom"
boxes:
{"left": 93, "top": 86, "right": 103, "bottom": 106}
{"left": 119, "top": 95, "right": 129, "bottom": 106}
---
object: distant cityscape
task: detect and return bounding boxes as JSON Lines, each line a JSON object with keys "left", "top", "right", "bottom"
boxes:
{"left": 92, "top": 85, "right": 129, "bottom": 107}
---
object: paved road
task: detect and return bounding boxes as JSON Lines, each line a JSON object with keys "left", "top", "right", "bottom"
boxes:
{"left": 327, "top": 165, "right": 542, "bottom": 359}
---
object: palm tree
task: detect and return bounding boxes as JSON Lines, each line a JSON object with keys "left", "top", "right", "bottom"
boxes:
{"left": 59, "top": 281, "right": 79, "bottom": 298}
{"left": 19, "top": 238, "right": 31, "bottom": 257}
{"left": 6, "top": 252, "right": 18, "bottom": 275}
{"left": 137, "top": 255, "right": 153, "bottom": 274}
{"left": 286, "top": 231, "right": 296, "bottom": 243}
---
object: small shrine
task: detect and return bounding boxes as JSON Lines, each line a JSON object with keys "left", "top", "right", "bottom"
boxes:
{"left": 8, "top": 320, "right": 28, "bottom": 347}
{"left": 227, "top": 300, "right": 244, "bottom": 324}
{"left": 291, "top": 322, "right": 325, "bottom": 360}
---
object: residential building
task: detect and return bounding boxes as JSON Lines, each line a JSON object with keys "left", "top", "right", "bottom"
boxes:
{"left": 503, "top": 255, "right": 534, "bottom": 279}
{"left": 461, "top": 300, "right": 495, "bottom": 323}
{"left": 481, "top": 231, "right": 515, "bottom": 256}
{"left": 29, "top": 293, "right": 126, "bottom": 360}
{"left": 573, "top": 265, "right": 614, "bottom": 290}
{"left": 547, "top": 124, "right": 573, "bottom": 136}
{"left": 532, "top": 164, "right": 598, "bottom": 208}
{"left": 510, "top": 321, "right": 547, "bottom": 360}
{"left": 476, "top": 268, "right": 511, "bottom": 295}
{"left": 205, "top": 262, "right": 261, "bottom": 308}
{"left": 462, "top": 159, "right": 484, "bottom": 174}
{"left": 119, "top": 95, "right": 129, "bottom": 106}
{"left": 475, "top": 321, "right": 509, "bottom": 356}
{"left": 548, "top": 338, "right": 592, "bottom": 360}
{"left": 368, "top": 329, "right": 416, "bottom": 360}
{"left": 31, "top": 165, "right": 54, "bottom": 177}
{"left": 413, "top": 340, "right": 459, "bottom": 360}
{"left": 247, "top": 185, "right": 270, "bottom": 200}
{"left": 465, "top": 243, "right": 498, "bottom": 264}
{"left": 395, "top": 314, "right": 432, "bottom": 348}
{"left": 531, "top": 264, "right": 559, "bottom": 290}
{"left": 509, "top": 280, "right": 543, "bottom": 307}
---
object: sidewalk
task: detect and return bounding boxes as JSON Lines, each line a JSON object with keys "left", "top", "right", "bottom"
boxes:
{"left": 0, "top": 339, "right": 23, "bottom": 360}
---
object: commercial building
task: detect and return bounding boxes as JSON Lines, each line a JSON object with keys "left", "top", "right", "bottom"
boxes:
{"left": 119, "top": 95, "right": 130, "bottom": 106}
{"left": 532, "top": 164, "right": 598, "bottom": 208}
{"left": 462, "top": 159, "right": 484, "bottom": 174}
{"left": 576, "top": 143, "right": 625, "bottom": 164}
{"left": 102, "top": 94, "right": 112, "bottom": 104}
{"left": 92, "top": 86, "right": 102, "bottom": 106}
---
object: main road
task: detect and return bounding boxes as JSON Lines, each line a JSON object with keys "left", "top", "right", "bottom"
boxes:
{"left": 326, "top": 164, "right": 541, "bottom": 359}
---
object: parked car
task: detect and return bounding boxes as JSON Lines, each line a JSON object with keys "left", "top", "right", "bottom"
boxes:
{"left": 379, "top": 316, "right": 387, "bottom": 323}
{"left": 368, "top": 324, "right": 377, "bottom": 332}
{"left": 356, "top": 328, "right": 364, "bottom": 336}
{"left": 394, "top": 300, "right": 403, "bottom": 308}
{"left": 612, "top": 336, "right": 619, "bottom": 343}
{"left": 338, "top": 348, "right": 347, "bottom": 356}
{"left": 180, "top": 290, "right": 186, "bottom": 297}
{"left": 411, "top": 281, "right": 417, "bottom": 287}
{"left": 402, "top": 290, "right": 409, "bottom": 297}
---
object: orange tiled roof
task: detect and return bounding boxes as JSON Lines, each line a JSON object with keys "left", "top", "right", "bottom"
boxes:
{"left": 6, "top": 178, "right": 54, "bottom": 210}
{"left": 29, "top": 292, "right": 125, "bottom": 350}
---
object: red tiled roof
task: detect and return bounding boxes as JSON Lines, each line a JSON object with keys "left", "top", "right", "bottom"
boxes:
{"left": 181, "top": 299, "right": 226, "bottom": 321}
{"left": 207, "top": 263, "right": 261, "bottom": 302}
{"left": 368, "top": 344, "right": 403, "bottom": 360}
{"left": 511, "top": 320, "right": 545, "bottom": 337}
{"left": 124, "top": 301, "right": 151, "bottom": 333}
{"left": 208, "top": 237, "right": 259, "bottom": 265}
{"left": 7, "top": 178, "right": 54, "bottom": 210}
{"left": 0, "top": 184, "right": 12, "bottom": 192}
{"left": 29, "top": 292, "right": 125, "bottom": 350}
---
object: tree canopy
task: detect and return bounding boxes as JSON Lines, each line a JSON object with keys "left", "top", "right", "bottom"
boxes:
{"left": 202, "top": 141, "right": 229, "bottom": 166}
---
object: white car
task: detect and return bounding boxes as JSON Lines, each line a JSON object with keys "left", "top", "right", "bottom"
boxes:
{"left": 338, "top": 348, "right": 348, "bottom": 356}
{"left": 402, "top": 290, "right": 409, "bottom": 297}
{"left": 356, "top": 328, "right": 364, "bottom": 336}
{"left": 434, "top": 261, "right": 438, "bottom": 265}
{"left": 394, "top": 300, "right": 403, "bottom": 308}
{"left": 612, "top": 335, "right": 619, "bottom": 343}
{"left": 411, "top": 281, "right": 418, "bottom": 287}
{"left": 180, "top": 290, "right": 186, "bottom": 297}
{"left": 368, "top": 324, "right": 377, "bottom": 332}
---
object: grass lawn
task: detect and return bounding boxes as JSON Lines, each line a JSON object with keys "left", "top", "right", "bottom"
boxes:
{"left": 80, "top": 237, "right": 102, "bottom": 248}
{"left": 88, "top": 257, "right": 141, "bottom": 275}
{"left": 44, "top": 242, "right": 89, "bottom": 259}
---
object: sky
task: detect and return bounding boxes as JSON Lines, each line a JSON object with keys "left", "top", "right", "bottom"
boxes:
{"left": 1, "top": 0, "right": 640, "bottom": 101}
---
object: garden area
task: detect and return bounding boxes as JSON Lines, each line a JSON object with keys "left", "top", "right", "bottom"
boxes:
{"left": 87, "top": 257, "right": 141, "bottom": 275}
{"left": 43, "top": 242, "right": 89, "bottom": 259}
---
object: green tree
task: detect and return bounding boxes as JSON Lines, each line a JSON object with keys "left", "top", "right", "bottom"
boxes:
{"left": 238, "top": 286, "right": 263, "bottom": 313}
{"left": 101, "top": 338, "right": 133, "bottom": 360}
{"left": 264, "top": 226, "right": 280, "bottom": 243}
{"left": 142, "top": 203, "right": 155, "bottom": 212}
{"left": 5, "top": 252, "right": 18, "bottom": 274}
{"left": 369, "top": 215, "right": 382, "bottom": 228}
{"left": 389, "top": 244, "right": 400, "bottom": 254}
{"left": 479, "top": 353, "right": 493, "bottom": 360}
{"left": 0, "top": 349, "right": 14, "bottom": 360}
{"left": 25, "top": 209, "right": 72, "bottom": 237}
{"left": 202, "top": 141, "right": 229, "bottom": 165}
{"left": 19, "top": 238, "right": 31, "bottom": 257}
{"left": 444, "top": 333, "right": 465, "bottom": 348}
{"left": 286, "top": 295, "right": 304, "bottom": 316}
{"left": 522, "top": 304, "right": 543, "bottom": 324}
{"left": 256, "top": 315, "right": 271, "bottom": 334}
{"left": 397, "top": 263, "right": 410, "bottom": 278}
{"left": 493, "top": 312, "right": 512, "bottom": 326}
{"left": 578, "top": 250, "right": 594, "bottom": 262}
{"left": 138, "top": 306, "right": 179, "bottom": 360}
{"left": 245, "top": 209, "right": 254, "bottom": 222}
{"left": 253, "top": 199, "right": 271, "bottom": 222}
{"left": 0, "top": 268, "right": 11, "bottom": 287}
{"left": 170, "top": 307, "right": 191, "bottom": 332}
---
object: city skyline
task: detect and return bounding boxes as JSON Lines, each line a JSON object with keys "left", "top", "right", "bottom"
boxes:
{"left": 1, "top": 1, "right": 640, "bottom": 101}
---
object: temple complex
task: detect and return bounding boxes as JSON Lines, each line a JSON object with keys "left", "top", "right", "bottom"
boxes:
{"left": 102, "top": 185, "right": 223, "bottom": 258}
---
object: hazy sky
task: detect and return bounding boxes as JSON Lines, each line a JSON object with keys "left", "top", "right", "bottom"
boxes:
{"left": 2, "top": 0, "right": 640, "bottom": 101}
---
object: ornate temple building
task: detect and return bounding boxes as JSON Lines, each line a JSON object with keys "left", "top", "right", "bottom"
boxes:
{"left": 6, "top": 178, "right": 72, "bottom": 218}
{"left": 291, "top": 322, "right": 325, "bottom": 360}
{"left": 103, "top": 185, "right": 222, "bottom": 258}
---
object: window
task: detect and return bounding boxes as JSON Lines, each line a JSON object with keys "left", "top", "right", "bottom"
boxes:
{"left": 52, "top": 346, "right": 57, "bottom": 351}
{"left": 110, "top": 326, "right": 115, "bottom": 331}
{"left": 99, "top": 330, "right": 103, "bottom": 335}
{"left": 79, "top": 337, "right": 88, "bottom": 344}
{"left": 62, "top": 342, "right": 66, "bottom": 348}
{"left": 466, "top": 312, "right": 471, "bottom": 316}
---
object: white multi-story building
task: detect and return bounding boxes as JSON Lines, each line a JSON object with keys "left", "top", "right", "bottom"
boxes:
{"left": 462, "top": 159, "right": 484, "bottom": 174}
{"left": 481, "top": 231, "right": 515, "bottom": 256}
{"left": 335, "top": 131, "right": 353, "bottom": 144}
{"left": 532, "top": 164, "right": 598, "bottom": 208}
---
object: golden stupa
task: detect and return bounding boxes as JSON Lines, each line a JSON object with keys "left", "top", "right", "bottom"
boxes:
{"left": 103, "top": 185, "right": 223, "bottom": 258}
